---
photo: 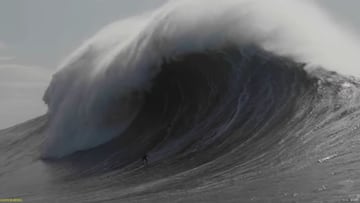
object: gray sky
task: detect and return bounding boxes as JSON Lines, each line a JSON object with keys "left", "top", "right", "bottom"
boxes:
{"left": 0, "top": 0, "right": 359, "bottom": 129}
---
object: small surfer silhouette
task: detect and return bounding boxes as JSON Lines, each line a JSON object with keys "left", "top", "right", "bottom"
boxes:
{"left": 142, "top": 154, "right": 148, "bottom": 167}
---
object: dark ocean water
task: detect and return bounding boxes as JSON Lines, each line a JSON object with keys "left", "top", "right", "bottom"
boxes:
{"left": 1, "top": 46, "right": 360, "bottom": 202}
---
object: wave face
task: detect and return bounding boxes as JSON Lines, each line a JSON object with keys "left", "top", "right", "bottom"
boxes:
{"left": 2, "top": 0, "right": 360, "bottom": 202}
{"left": 43, "top": 44, "right": 315, "bottom": 159}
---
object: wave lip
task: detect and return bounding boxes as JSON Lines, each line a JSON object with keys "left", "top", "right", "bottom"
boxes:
{"left": 41, "top": 0, "right": 359, "bottom": 158}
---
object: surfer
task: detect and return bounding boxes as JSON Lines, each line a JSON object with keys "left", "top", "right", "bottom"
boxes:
{"left": 142, "top": 154, "right": 148, "bottom": 167}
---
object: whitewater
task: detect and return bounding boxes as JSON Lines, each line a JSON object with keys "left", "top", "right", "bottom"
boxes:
{"left": 1, "top": 0, "right": 360, "bottom": 202}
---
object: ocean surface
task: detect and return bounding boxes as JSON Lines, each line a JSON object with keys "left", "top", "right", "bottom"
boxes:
{"left": 1, "top": 0, "right": 360, "bottom": 202}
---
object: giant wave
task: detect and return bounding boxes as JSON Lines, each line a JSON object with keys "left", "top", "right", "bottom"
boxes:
{"left": 41, "top": 0, "right": 360, "bottom": 158}
{"left": 1, "top": 0, "right": 360, "bottom": 202}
